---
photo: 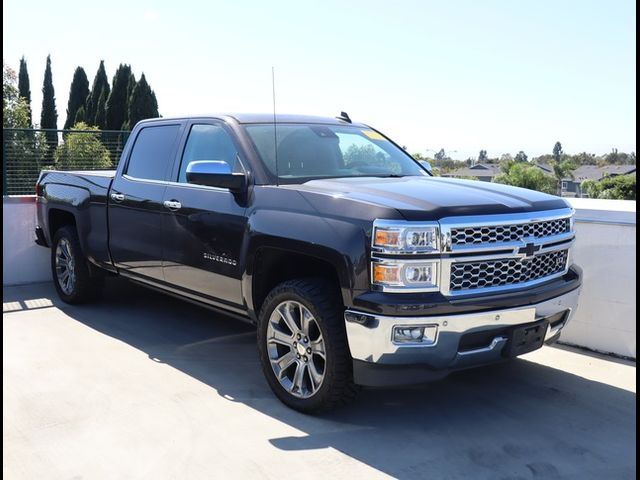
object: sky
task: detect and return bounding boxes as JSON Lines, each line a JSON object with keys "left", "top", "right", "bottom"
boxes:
{"left": 3, "top": 0, "right": 636, "bottom": 160}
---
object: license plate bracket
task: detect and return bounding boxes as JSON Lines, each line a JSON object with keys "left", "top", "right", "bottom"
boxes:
{"left": 504, "top": 319, "right": 549, "bottom": 357}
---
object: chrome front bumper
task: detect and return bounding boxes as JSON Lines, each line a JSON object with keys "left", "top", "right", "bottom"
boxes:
{"left": 344, "top": 287, "right": 580, "bottom": 369}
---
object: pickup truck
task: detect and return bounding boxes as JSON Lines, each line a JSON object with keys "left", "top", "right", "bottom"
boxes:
{"left": 35, "top": 113, "right": 582, "bottom": 412}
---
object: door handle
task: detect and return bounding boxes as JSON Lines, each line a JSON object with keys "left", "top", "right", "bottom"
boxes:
{"left": 163, "top": 200, "right": 182, "bottom": 211}
{"left": 110, "top": 192, "right": 125, "bottom": 202}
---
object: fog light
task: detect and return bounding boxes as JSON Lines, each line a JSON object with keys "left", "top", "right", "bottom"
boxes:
{"left": 392, "top": 325, "right": 438, "bottom": 345}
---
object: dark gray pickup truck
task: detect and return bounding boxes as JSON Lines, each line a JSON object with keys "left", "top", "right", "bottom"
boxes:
{"left": 35, "top": 113, "right": 582, "bottom": 412}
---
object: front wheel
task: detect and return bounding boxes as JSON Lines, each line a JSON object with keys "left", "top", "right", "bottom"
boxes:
{"left": 257, "top": 278, "right": 359, "bottom": 412}
{"left": 51, "top": 226, "right": 103, "bottom": 304}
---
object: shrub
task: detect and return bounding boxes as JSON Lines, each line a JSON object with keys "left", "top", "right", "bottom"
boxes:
{"left": 582, "top": 174, "right": 636, "bottom": 200}
{"left": 493, "top": 162, "right": 557, "bottom": 194}
{"left": 54, "top": 122, "right": 112, "bottom": 170}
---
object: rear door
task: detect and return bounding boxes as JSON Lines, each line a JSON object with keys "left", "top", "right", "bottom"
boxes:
{"left": 161, "top": 121, "right": 248, "bottom": 307}
{"left": 108, "top": 123, "right": 184, "bottom": 282}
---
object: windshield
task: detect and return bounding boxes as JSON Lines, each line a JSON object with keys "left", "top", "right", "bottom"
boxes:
{"left": 243, "top": 123, "right": 427, "bottom": 183}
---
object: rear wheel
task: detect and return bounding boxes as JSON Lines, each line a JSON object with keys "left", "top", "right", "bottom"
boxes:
{"left": 257, "top": 278, "right": 359, "bottom": 412}
{"left": 51, "top": 226, "right": 103, "bottom": 304}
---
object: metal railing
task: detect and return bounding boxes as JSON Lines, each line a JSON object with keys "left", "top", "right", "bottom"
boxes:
{"left": 2, "top": 128, "right": 130, "bottom": 195}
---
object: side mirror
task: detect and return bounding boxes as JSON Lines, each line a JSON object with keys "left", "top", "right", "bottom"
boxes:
{"left": 186, "top": 160, "right": 247, "bottom": 192}
{"left": 419, "top": 160, "right": 433, "bottom": 174}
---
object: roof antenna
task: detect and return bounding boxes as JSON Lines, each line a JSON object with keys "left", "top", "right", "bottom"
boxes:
{"left": 272, "top": 66, "right": 279, "bottom": 186}
{"left": 337, "top": 111, "right": 352, "bottom": 123}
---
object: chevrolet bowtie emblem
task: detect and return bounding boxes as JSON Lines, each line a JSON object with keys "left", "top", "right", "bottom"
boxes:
{"left": 517, "top": 242, "right": 541, "bottom": 259}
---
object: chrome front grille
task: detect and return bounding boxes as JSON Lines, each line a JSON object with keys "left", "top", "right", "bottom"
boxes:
{"left": 449, "top": 249, "right": 569, "bottom": 292}
{"left": 450, "top": 217, "right": 571, "bottom": 246}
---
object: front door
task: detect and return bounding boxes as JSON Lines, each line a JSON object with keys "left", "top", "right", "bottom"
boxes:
{"left": 108, "top": 123, "right": 183, "bottom": 282}
{"left": 162, "top": 122, "right": 248, "bottom": 308}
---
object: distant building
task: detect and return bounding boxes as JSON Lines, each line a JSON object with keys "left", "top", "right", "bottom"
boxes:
{"left": 535, "top": 164, "right": 636, "bottom": 197}
{"left": 443, "top": 162, "right": 636, "bottom": 197}
{"left": 441, "top": 163, "right": 501, "bottom": 182}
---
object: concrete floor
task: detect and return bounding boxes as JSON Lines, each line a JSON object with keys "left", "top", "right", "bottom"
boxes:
{"left": 3, "top": 280, "right": 636, "bottom": 480}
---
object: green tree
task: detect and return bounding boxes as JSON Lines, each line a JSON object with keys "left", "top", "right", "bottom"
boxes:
{"left": 127, "top": 72, "right": 137, "bottom": 100}
{"left": 121, "top": 73, "right": 137, "bottom": 130}
{"left": 85, "top": 60, "right": 110, "bottom": 126}
{"left": 18, "top": 56, "right": 32, "bottom": 126}
{"left": 106, "top": 64, "right": 132, "bottom": 130}
{"left": 4, "top": 62, "right": 48, "bottom": 194}
{"left": 63, "top": 67, "right": 89, "bottom": 130}
{"left": 572, "top": 152, "right": 597, "bottom": 165}
{"left": 74, "top": 106, "right": 86, "bottom": 124}
{"left": 94, "top": 90, "right": 107, "bottom": 129}
{"left": 582, "top": 174, "right": 636, "bottom": 200}
{"left": 549, "top": 159, "right": 576, "bottom": 195}
{"left": 3, "top": 62, "right": 30, "bottom": 128}
{"left": 552, "top": 141, "right": 563, "bottom": 162}
{"left": 127, "top": 73, "right": 160, "bottom": 126}
{"left": 434, "top": 148, "right": 447, "bottom": 161}
{"left": 54, "top": 122, "right": 112, "bottom": 169}
{"left": 602, "top": 148, "right": 636, "bottom": 165}
{"left": 514, "top": 151, "right": 528, "bottom": 162}
{"left": 40, "top": 55, "right": 58, "bottom": 150}
{"left": 493, "top": 162, "right": 556, "bottom": 194}
{"left": 478, "top": 150, "right": 488, "bottom": 162}
{"left": 431, "top": 157, "right": 457, "bottom": 171}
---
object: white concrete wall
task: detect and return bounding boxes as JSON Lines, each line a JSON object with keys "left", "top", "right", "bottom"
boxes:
{"left": 3, "top": 196, "right": 51, "bottom": 286}
{"left": 562, "top": 198, "right": 636, "bottom": 359}
{"left": 2, "top": 196, "right": 636, "bottom": 358}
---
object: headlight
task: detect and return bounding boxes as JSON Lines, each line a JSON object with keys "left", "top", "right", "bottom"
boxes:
{"left": 372, "top": 259, "right": 439, "bottom": 292}
{"left": 373, "top": 220, "right": 440, "bottom": 254}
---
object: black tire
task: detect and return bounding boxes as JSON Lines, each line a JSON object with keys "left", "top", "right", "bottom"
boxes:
{"left": 257, "top": 278, "right": 359, "bottom": 413}
{"left": 51, "top": 226, "right": 103, "bottom": 304}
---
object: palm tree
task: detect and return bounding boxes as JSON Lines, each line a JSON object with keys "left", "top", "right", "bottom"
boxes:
{"left": 549, "top": 160, "right": 576, "bottom": 196}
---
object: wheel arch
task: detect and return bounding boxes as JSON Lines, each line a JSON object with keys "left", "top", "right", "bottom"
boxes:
{"left": 247, "top": 245, "right": 352, "bottom": 322}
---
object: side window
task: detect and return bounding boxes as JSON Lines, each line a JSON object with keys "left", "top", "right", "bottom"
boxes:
{"left": 126, "top": 125, "right": 181, "bottom": 181}
{"left": 178, "top": 124, "right": 240, "bottom": 182}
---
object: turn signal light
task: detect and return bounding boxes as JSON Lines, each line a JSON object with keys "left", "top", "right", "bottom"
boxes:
{"left": 373, "top": 263, "right": 401, "bottom": 284}
{"left": 374, "top": 229, "right": 401, "bottom": 248}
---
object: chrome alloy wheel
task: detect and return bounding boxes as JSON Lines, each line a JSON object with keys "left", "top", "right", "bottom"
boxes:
{"left": 55, "top": 238, "right": 76, "bottom": 295}
{"left": 266, "top": 300, "right": 326, "bottom": 398}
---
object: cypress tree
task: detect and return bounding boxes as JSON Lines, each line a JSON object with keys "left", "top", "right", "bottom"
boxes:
{"left": 74, "top": 106, "right": 86, "bottom": 125}
{"left": 64, "top": 67, "right": 89, "bottom": 130}
{"left": 18, "top": 56, "right": 32, "bottom": 126}
{"left": 40, "top": 55, "right": 58, "bottom": 149}
{"left": 85, "top": 60, "right": 110, "bottom": 126}
{"left": 105, "top": 64, "right": 132, "bottom": 130}
{"left": 127, "top": 73, "right": 137, "bottom": 103}
{"left": 94, "top": 90, "right": 107, "bottom": 129}
{"left": 127, "top": 73, "right": 160, "bottom": 126}
{"left": 150, "top": 91, "right": 159, "bottom": 116}
{"left": 121, "top": 73, "right": 137, "bottom": 130}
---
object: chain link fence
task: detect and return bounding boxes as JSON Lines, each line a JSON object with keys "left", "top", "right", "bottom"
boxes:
{"left": 3, "top": 128, "right": 131, "bottom": 195}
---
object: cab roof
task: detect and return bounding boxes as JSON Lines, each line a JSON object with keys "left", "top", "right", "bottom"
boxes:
{"left": 137, "top": 113, "right": 368, "bottom": 127}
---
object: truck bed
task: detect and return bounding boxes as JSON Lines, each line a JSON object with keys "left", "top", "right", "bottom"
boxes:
{"left": 38, "top": 169, "right": 116, "bottom": 190}
{"left": 36, "top": 169, "right": 117, "bottom": 270}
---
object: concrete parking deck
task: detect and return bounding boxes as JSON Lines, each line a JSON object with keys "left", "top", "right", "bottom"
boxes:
{"left": 3, "top": 280, "right": 636, "bottom": 479}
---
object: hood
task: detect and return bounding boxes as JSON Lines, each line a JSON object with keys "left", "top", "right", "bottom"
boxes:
{"left": 292, "top": 176, "right": 568, "bottom": 221}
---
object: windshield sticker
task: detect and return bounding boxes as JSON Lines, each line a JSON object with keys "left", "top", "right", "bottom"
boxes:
{"left": 362, "top": 130, "right": 387, "bottom": 141}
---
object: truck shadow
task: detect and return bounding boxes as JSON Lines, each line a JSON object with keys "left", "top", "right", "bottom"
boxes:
{"left": 5, "top": 279, "right": 636, "bottom": 479}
